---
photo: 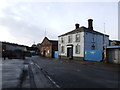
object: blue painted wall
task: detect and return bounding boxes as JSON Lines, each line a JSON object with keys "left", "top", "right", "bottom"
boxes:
{"left": 84, "top": 31, "right": 109, "bottom": 51}
{"left": 54, "top": 51, "right": 59, "bottom": 58}
{"left": 84, "top": 50, "right": 103, "bottom": 61}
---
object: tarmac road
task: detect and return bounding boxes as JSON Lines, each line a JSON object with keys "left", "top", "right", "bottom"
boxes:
{"left": 28, "top": 56, "right": 119, "bottom": 88}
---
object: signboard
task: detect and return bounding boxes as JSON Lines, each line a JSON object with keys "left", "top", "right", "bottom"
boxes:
{"left": 84, "top": 50, "right": 103, "bottom": 61}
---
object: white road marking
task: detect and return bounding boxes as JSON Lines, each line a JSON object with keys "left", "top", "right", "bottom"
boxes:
{"left": 46, "top": 75, "right": 60, "bottom": 88}
{"left": 34, "top": 62, "right": 61, "bottom": 88}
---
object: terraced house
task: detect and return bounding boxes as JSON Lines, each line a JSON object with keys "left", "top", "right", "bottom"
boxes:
{"left": 58, "top": 19, "right": 110, "bottom": 60}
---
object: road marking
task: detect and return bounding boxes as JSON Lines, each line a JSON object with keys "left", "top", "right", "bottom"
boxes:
{"left": 34, "top": 63, "right": 61, "bottom": 88}
{"left": 46, "top": 75, "right": 60, "bottom": 88}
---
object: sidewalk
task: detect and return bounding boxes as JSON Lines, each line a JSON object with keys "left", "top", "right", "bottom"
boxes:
{"left": 0, "top": 58, "right": 2, "bottom": 90}
{"left": 2, "top": 58, "right": 30, "bottom": 88}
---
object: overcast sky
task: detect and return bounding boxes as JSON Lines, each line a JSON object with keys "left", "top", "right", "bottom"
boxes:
{"left": 0, "top": 0, "right": 119, "bottom": 46}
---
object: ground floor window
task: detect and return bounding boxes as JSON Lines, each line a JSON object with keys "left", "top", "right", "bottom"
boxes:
{"left": 75, "top": 44, "right": 80, "bottom": 54}
{"left": 61, "top": 46, "right": 65, "bottom": 53}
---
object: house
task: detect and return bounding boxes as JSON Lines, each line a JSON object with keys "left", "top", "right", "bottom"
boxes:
{"left": 26, "top": 46, "right": 38, "bottom": 56}
{"left": 58, "top": 19, "right": 109, "bottom": 60}
{"left": 37, "top": 43, "right": 41, "bottom": 55}
{"left": 30, "top": 44, "right": 40, "bottom": 55}
{"left": 106, "top": 46, "right": 120, "bottom": 64}
{"left": 40, "top": 37, "right": 58, "bottom": 58}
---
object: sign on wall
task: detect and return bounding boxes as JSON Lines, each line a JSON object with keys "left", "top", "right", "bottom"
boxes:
{"left": 84, "top": 50, "right": 103, "bottom": 61}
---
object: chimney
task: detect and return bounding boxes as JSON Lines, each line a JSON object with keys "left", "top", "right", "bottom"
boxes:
{"left": 88, "top": 19, "right": 93, "bottom": 30}
{"left": 75, "top": 23, "right": 79, "bottom": 29}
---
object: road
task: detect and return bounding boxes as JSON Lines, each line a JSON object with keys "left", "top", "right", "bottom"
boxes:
{"left": 28, "top": 56, "right": 119, "bottom": 88}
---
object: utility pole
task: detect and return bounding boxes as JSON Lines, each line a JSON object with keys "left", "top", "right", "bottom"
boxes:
{"left": 103, "top": 23, "right": 107, "bottom": 63}
{"left": 45, "top": 28, "right": 46, "bottom": 37}
{"left": 34, "top": 41, "right": 35, "bottom": 44}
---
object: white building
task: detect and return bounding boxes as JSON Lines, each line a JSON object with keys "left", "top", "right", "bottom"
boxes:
{"left": 58, "top": 19, "right": 109, "bottom": 60}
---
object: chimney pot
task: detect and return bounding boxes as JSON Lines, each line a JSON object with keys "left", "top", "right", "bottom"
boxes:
{"left": 75, "top": 23, "right": 79, "bottom": 29}
{"left": 88, "top": 19, "right": 93, "bottom": 30}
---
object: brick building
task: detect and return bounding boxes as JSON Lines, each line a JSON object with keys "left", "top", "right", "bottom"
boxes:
{"left": 40, "top": 37, "right": 58, "bottom": 58}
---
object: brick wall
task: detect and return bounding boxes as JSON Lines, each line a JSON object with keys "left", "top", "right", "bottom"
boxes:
{"left": 40, "top": 46, "right": 52, "bottom": 57}
{"left": 40, "top": 38, "right": 53, "bottom": 58}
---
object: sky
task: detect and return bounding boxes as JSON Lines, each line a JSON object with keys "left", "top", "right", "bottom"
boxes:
{"left": 0, "top": 0, "right": 119, "bottom": 46}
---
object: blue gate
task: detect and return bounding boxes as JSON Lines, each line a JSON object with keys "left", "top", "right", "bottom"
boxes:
{"left": 54, "top": 51, "right": 59, "bottom": 58}
{"left": 84, "top": 50, "right": 103, "bottom": 61}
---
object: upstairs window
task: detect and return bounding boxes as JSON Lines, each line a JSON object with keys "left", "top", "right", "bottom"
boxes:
{"left": 76, "top": 34, "right": 80, "bottom": 42}
{"left": 75, "top": 44, "right": 80, "bottom": 54}
{"left": 68, "top": 35, "right": 72, "bottom": 43}
{"left": 61, "top": 37, "right": 64, "bottom": 43}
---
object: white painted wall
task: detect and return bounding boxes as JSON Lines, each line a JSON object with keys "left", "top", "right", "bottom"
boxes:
{"left": 58, "top": 31, "right": 84, "bottom": 57}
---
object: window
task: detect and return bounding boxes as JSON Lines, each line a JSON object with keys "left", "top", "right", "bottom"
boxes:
{"left": 48, "top": 50, "right": 49, "bottom": 54}
{"left": 75, "top": 44, "right": 80, "bottom": 54}
{"left": 92, "top": 38, "right": 94, "bottom": 42}
{"left": 76, "top": 34, "right": 80, "bottom": 42}
{"left": 68, "top": 35, "right": 72, "bottom": 43}
{"left": 91, "top": 45, "right": 95, "bottom": 50}
{"left": 61, "top": 46, "right": 64, "bottom": 53}
{"left": 61, "top": 37, "right": 64, "bottom": 43}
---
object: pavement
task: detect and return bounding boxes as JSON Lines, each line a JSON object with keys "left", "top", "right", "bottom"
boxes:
{"left": 30, "top": 56, "right": 120, "bottom": 88}
{"left": 1, "top": 57, "right": 57, "bottom": 89}
{"left": 1, "top": 58, "right": 30, "bottom": 88}
{"left": 0, "top": 58, "right": 2, "bottom": 90}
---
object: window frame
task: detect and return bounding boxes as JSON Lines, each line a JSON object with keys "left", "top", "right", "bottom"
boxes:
{"left": 61, "top": 46, "right": 65, "bottom": 53}
{"left": 76, "top": 34, "right": 80, "bottom": 42}
{"left": 75, "top": 44, "right": 80, "bottom": 54}
{"left": 68, "top": 35, "right": 72, "bottom": 43}
{"left": 61, "top": 37, "right": 64, "bottom": 43}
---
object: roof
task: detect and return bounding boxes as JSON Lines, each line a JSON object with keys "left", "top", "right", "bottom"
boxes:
{"left": 58, "top": 26, "right": 109, "bottom": 37}
{"left": 41, "top": 37, "right": 58, "bottom": 46}
{"left": 1, "top": 41, "right": 28, "bottom": 47}
{"left": 109, "top": 40, "right": 120, "bottom": 46}
{"left": 112, "top": 40, "right": 120, "bottom": 43}
{"left": 107, "top": 46, "right": 120, "bottom": 49}
{"left": 49, "top": 40, "right": 58, "bottom": 46}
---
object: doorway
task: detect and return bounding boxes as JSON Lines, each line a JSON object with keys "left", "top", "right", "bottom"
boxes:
{"left": 67, "top": 46, "right": 73, "bottom": 59}
{"left": 43, "top": 50, "right": 46, "bottom": 57}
